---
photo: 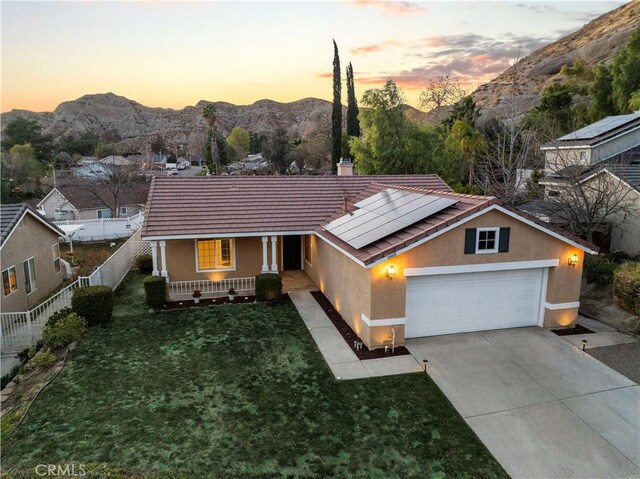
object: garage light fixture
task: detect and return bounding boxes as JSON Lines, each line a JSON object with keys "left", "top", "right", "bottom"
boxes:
{"left": 386, "top": 264, "right": 396, "bottom": 280}
{"left": 568, "top": 254, "right": 579, "bottom": 267}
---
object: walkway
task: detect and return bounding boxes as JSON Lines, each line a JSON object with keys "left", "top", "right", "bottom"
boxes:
{"left": 289, "top": 291, "right": 421, "bottom": 380}
{"left": 407, "top": 327, "right": 640, "bottom": 478}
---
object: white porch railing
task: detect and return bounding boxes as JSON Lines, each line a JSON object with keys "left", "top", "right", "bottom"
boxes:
{"left": 55, "top": 212, "right": 144, "bottom": 242}
{"left": 0, "top": 231, "right": 151, "bottom": 354}
{"left": 167, "top": 277, "right": 256, "bottom": 300}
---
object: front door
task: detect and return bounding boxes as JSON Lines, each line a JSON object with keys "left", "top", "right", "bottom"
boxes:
{"left": 282, "top": 235, "right": 302, "bottom": 270}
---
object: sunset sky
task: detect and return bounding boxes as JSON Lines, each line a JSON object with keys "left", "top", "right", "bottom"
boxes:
{"left": 1, "top": 0, "right": 625, "bottom": 113}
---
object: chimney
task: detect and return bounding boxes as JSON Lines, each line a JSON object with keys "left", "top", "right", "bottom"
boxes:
{"left": 337, "top": 158, "right": 353, "bottom": 176}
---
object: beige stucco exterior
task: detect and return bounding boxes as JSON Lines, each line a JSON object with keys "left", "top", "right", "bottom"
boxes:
{"left": 0, "top": 213, "right": 64, "bottom": 313}
{"left": 157, "top": 209, "right": 588, "bottom": 350}
{"left": 39, "top": 189, "right": 144, "bottom": 220}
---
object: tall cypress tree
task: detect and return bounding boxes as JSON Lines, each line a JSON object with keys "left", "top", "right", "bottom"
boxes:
{"left": 331, "top": 40, "right": 342, "bottom": 172}
{"left": 346, "top": 62, "right": 360, "bottom": 138}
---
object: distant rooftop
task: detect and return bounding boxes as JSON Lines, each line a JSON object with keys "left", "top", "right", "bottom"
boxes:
{"left": 543, "top": 112, "right": 640, "bottom": 148}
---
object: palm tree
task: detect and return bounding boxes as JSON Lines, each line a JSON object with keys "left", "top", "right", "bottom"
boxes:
{"left": 202, "top": 103, "right": 219, "bottom": 174}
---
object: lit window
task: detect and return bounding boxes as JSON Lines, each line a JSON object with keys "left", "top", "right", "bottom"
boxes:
{"left": 196, "top": 239, "right": 234, "bottom": 271}
{"left": 304, "top": 236, "right": 312, "bottom": 266}
{"left": 52, "top": 243, "right": 61, "bottom": 273}
{"left": 476, "top": 228, "right": 499, "bottom": 254}
{"left": 23, "top": 257, "right": 37, "bottom": 294}
{"left": 2, "top": 266, "right": 17, "bottom": 296}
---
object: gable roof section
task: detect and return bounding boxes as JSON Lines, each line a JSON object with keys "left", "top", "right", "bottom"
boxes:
{"left": 542, "top": 112, "right": 640, "bottom": 148}
{"left": 1, "top": 203, "right": 65, "bottom": 247}
{"left": 38, "top": 181, "right": 150, "bottom": 211}
{"left": 141, "top": 175, "right": 452, "bottom": 238}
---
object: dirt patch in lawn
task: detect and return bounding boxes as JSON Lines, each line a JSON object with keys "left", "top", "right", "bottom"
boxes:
{"left": 310, "top": 291, "right": 410, "bottom": 360}
{"left": 552, "top": 324, "right": 595, "bottom": 336}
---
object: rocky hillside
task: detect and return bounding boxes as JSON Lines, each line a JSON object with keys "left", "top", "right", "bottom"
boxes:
{"left": 472, "top": 0, "right": 640, "bottom": 118}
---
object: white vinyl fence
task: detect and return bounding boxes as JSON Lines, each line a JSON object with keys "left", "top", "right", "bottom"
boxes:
{"left": 168, "top": 277, "right": 255, "bottom": 300}
{"left": 55, "top": 212, "right": 144, "bottom": 242}
{"left": 0, "top": 231, "right": 151, "bottom": 354}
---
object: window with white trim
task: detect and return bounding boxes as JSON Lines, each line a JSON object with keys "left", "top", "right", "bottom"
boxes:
{"left": 119, "top": 206, "right": 128, "bottom": 216}
{"left": 476, "top": 227, "right": 499, "bottom": 253}
{"left": 96, "top": 209, "right": 112, "bottom": 219}
{"left": 23, "top": 257, "right": 36, "bottom": 294}
{"left": 53, "top": 243, "right": 61, "bottom": 273}
{"left": 2, "top": 266, "right": 17, "bottom": 296}
{"left": 196, "top": 239, "right": 235, "bottom": 271}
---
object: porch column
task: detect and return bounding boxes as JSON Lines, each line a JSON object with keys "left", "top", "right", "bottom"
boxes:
{"left": 261, "top": 236, "right": 269, "bottom": 273}
{"left": 270, "top": 236, "right": 278, "bottom": 272}
{"left": 151, "top": 241, "right": 159, "bottom": 276}
{"left": 159, "top": 240, "right": 168, "bottom": 280}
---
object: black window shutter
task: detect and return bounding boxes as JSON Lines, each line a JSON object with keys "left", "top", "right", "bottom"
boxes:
{"left": 499, "top": 227, "right": 511, "bottom": 253}
{"left": 464, "top": 228, "right": 476, "bottom": 254}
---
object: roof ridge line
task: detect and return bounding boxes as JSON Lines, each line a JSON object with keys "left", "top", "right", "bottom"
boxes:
{"left": 371, "top": 182, "right": 495, "bottom": 200}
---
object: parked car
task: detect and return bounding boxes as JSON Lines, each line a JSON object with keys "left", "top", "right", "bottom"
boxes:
{"left": 177, "top": 161, "right": 190, "bottom": 170}
{"left": 167, "top": 168, "right": 179, "bottom": 176}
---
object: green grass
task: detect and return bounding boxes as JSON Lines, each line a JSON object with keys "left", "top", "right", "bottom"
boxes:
{"left": 2, "top": 274, "right": 506, "bottom": 478}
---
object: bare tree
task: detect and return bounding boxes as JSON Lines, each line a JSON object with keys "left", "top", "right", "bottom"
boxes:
{"left": 541, "top": 150, "right": 636, "bottom": 244}
{"left": 418, "top": 74, "right": 466, "bottom": 112}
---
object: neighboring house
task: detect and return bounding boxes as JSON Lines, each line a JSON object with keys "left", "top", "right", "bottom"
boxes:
{"left": 142, "top": 173, "right": 596, "bottom": 351}
{"left": 37, "top": 181, "right": 150, "bottom": 220}
{"left": 521, "top": 113, "right": 640, "bottom": 255}
{"left": 0, "top": 204, "right": 65, "bottom": 313}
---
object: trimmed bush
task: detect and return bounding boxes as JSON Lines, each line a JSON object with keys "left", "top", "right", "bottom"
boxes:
{"left": 143, "top": 275, "right": 167, "bottom": 310}
{"left": 72, "top": 286, "right": 114, "bottom": 326}
{"left": 255, "top": 273, "right": 282, "bottom": 301}
{"left": 135, "top": 254, "right": 153, "bottom": 274}
{"left": 614, "top": 262, "right": 640, "bottom": 316}
{"left": 44, "top": 307, "right": 73, "bottom": 329}
{"left": 30, "top": 349, "right": 56, "bottom": 369}
{"left": 584, "top": 254, "right": 617, "bottom": 286}
{"left": 42, "top": 312, "right": 87, "bottom": 350}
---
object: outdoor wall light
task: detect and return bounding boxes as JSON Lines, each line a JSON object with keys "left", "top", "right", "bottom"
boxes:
{"left": 386, "top": 264, "right": 396, "bottom": 279}
{"left": 568, "top": 254, "right": 579, "bottom": 267}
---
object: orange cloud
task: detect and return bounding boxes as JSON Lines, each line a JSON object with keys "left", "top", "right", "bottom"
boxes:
{"left": 351, "top": 39, "right": 404, "bottom": 55}
{"left": 350, "top": 0, "right": 426, "bottom": 16}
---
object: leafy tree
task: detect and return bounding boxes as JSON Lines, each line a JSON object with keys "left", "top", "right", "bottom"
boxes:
{"left": 346, "top": 62, "right": 360, "bottom": 138}
{"left": 610, "top": 25, "right": 640, "bottom": 112}
{"left": 149, "top": 134, "right": 166, "bottom": 154}
{"left": 443, "top": 96, "right": 481, "bottom": 129}
{"left": 2, "top": 117, "right": 53, "bottom": 162}
{"left": 216, "top": 132, "right": 233, "bottom": 166}
{"left": 249, "top": 132, "right": 266, "bottom": 154}
{"left": 331, "top": 40, "right": 342, "bottom": 172}
{"left": 203, "top": 129, "right": 213, "bottom": 169}
{"left": 589, "top": 65, "right": 617, "bottom": 118}
{"left": 54, "top": 151, "right": 74, "bottom": 168}
{"left": 629, "top": 90, "right": 640, "bottom": 111}
{"left": 445, "top": 120, "right": 484, "bottom": 185}
{"left": 58, "top": 130, "right": 100, "bottom": 156}
{"left": 202, "top": 102, "right": 220, "bottom": 173}
{"left": 263, "top": 128, "right": 290, "bottom": 174}
{"left": 227, "top": 127, "right": 250, "bottom": 159}
{"left": 2, "top": 144, "right": 41, "bottom": 188}
{"left": 95, "top": 142, "right": 117, "bottom": 158}
{"left": 561, "top": 58, "right": 594, "bottom": 95}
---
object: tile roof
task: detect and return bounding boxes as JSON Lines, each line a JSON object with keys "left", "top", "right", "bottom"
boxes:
{"left": 142, "top": 175, "right": 451, "bottom": 238}
{"left": 1, "top": 203, "right": 64, "bottom": 245}
{"left": 143, "top": 175, "right": 597, "bottom": 264}
{"left": 50, "top": 180, "right": 151, "bottom": 210}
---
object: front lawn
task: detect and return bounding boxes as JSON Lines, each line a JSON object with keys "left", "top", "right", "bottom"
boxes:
{"left": 2, "top": 274, "right": 506, "bottom": 478}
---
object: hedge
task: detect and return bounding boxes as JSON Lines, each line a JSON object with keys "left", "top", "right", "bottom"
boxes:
{"left": 42, "top": 312, "right": 87, "bottom": 350}
{"left": 584, "top": 254, "right": 617, "bottom": 286}
{"left": 144, "top": 275, "right": 167, "bottom": 310}
{"left": 71, "top": 286, "right": 114, "bottom": 326}
{"left": 44, "top": 307, "right": 73, "bottom": 329}
{"left": 613, "top": 262, "right": 640, "bottom": 316}
{"left": 255, "top": 273, "right": 282, "bottom": 301}
{"left": 135, "top": 254, "right": 153, "bottom": 274}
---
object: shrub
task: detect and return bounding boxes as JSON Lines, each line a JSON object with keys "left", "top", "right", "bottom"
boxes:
{"left": 614, "top": 262, "right": 640, "bottom": 316}
{"left": 135, "top": 254, "right": 153, "bottom": 274}
{"left": 584, "top": 254, "right": 617, "bottom": 286}
{"left": 1, "top": 365, "right": 21, "bottom": 390}
{"left": 143, "top": 275, "right": 167, "bottom": 310}
{"left": 72, "top": 286, "right": 114, "bottom": 326}
{"left": 42, "top": 312, "right": 87, "bottom": 350}
{"left": 255, "top": 273, "right": 282, "bottom": 301}
{"left": 30, "top": 349, "right": 56, "bottom": 369}
{"left": 45, "top": 307, "right": 73, "bottom": 329}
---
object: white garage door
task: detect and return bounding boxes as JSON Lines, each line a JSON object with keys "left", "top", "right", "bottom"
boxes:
{"left": 405, "top": 268, "right": 545, "bottom": 338}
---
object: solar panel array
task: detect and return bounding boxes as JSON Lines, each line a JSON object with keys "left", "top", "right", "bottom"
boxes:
{"left": 324, "top": 189, "right": 458, "bottom": 249}
{"left": 558, "top": 113, "right": 640, "bottom": 141}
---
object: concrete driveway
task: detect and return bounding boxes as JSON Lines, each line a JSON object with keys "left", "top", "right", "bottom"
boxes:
{"left": 407, "top": 327, "right": 640, "bottom": 479}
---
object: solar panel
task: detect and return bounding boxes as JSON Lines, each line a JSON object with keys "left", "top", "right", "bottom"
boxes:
{"left": 324, "top": 188, "right": 458, "bottom": 250}
{"left": 559, "top": 113, "right": 640, "bottom": 141}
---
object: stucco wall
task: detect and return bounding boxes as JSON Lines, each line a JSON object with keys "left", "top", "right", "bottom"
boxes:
{"left": 40, "top": 191, "right": 77, "bottom": 220}
{"left": 609, "top": 189, "right": 640, "bottom": 256}
{"left": 592, "top": 132, "right": 640, "bottom": 163}
{"left": 0, "top": 214, "right": 64, "bottom": 312}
